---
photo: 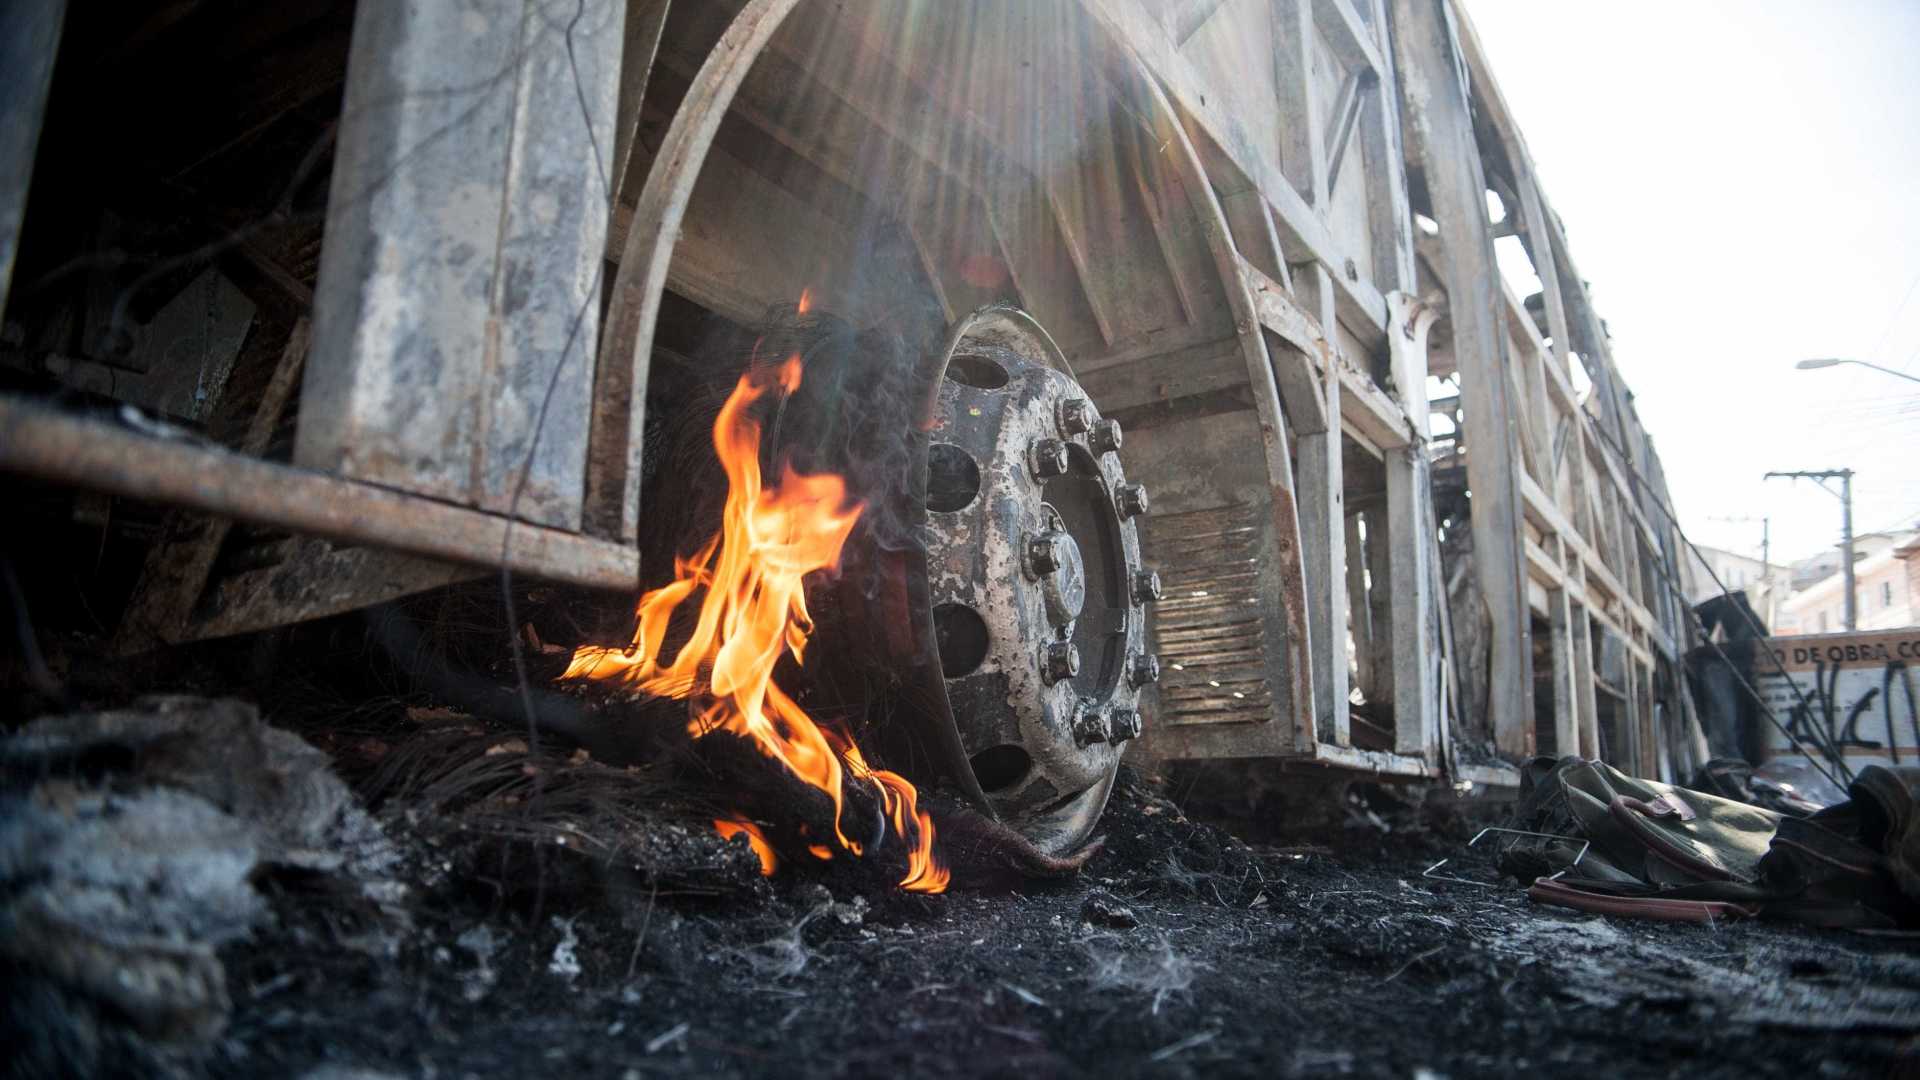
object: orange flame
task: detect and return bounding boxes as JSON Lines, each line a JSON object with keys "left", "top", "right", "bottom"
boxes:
{"left": 715, "top": 818, "right": 778, "bottom": 876}
{"left": 566, "top": 351, "right": 948, "bottom": 894}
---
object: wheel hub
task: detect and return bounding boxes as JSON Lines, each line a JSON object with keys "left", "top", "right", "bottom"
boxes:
{"left": 915, "top": 308, "right": 1159, "bottom": 854}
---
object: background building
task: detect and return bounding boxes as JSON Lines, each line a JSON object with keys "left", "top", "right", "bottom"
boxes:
{"left": 1776, "top": 530, "right": 1920, "bottom": 634}
{"left": 1683, "top": 545, "right": 1793, "bottom": 630}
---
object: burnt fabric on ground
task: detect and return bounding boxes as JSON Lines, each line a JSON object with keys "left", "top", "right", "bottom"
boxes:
{"left": 0, "top": 697, "right": 402, "bottom": 1077}
{"left": 1502, "top": 755, "right": 1920, "bottom": 927}
{"left": 1688, "top": 757, "right": 1777, "bottom": 814}
{"left": 1689, "top": 756, "right": 1838, "bottom": 818}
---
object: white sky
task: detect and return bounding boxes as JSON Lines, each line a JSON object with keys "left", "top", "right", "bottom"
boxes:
{"left": 1465, "top": 0, "right": 1920, "bottom": 566}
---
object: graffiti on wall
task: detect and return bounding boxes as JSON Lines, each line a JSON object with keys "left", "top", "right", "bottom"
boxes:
{"left": 1756, "top": 630, "right": 1920, "bottom": 766}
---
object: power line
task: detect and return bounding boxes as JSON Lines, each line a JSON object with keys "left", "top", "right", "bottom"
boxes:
{"left": 1866, "top": 265, "right": 1920, "bottom": 365}
{"left": 1575, "top": 404, "right": 1854, "bottom": 788}
{"left": 1861, "top": 503, "right": 1920, "bottom": 535}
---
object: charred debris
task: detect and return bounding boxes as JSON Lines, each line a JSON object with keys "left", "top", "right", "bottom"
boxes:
{"left": 5, "top": 695, "right": 1915, "bottom": 1078}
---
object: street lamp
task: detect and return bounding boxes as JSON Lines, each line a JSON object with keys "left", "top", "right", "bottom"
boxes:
{"left": 1795, "top": 357, "right": 1920, "bottom": 385}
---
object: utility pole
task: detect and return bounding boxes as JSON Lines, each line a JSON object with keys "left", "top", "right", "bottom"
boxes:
{"left": 1765, "top": 469, "right": 1856, "bottom": 630}
{"left": 1762, "top": 516, "right": 1773, "bottom": 624}
{"left": 1843, "top": 470, "right": 1855, "bottom": 630}
{"left": 1711, "top": 513, "right": 1775, "bottom": 626}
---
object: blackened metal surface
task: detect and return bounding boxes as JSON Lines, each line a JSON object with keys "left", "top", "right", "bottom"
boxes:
{"left": 0, "top": 0, "right": 63, "bottom": 321}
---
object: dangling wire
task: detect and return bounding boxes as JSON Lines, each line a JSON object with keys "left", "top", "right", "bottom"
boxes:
{"left": 1575, "top": 400, "right": 1853, "bottom": 789}
{"left": 497, "top": 0, "right": 613, "bottom": 923}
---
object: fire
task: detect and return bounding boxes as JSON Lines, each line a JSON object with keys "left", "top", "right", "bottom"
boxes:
{"left": 714, "top": 818, "right": 777, "bottom": 876}
{"left": 566, "top": 350, "right": 948, "bottom": 894}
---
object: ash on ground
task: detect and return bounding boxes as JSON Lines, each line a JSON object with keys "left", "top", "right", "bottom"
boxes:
{"left": 4, "top": 697, "right": 1916, "bottom": 1079}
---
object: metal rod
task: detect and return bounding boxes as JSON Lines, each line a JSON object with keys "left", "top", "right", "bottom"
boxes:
{"left": 1420, "top": 827, "right": 1592, "bottom": 889}
{"left": 0, "top": 396, "right": 640, "bottom": 592}
{"left": 1585, "top": 429, "right": 1851, "bottom": 787}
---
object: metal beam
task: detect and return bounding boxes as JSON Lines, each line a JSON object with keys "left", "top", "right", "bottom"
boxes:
{"left": 1385, "top": 292, "right": 1440, "bottom": 756}
{"left": 0, "top": 396, "right": 639, "bottom": 592}
{"left": 1390, "top": 0, "right": 1534, "bottom": 757}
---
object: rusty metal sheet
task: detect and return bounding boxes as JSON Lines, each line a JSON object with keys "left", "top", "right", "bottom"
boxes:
{"left": 298, "top": 0, "right": 622, "bottom": 531}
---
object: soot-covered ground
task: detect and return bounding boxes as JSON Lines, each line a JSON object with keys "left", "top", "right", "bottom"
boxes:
{"left": 8, "top": 696, "right": 1918, "bottom": 1079}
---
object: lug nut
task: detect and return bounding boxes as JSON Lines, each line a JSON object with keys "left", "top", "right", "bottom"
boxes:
{"left": 1072, "top": 700, "right": 1112, "bottom": 746}
{"left": 1132, "top": 568, "right": 1163, "bottom": 604}
{"left": 1109, "top": 709, "right": 1143, "bottom": 743}
{"left": 1043, "top": 640, "right": 1080, "bottom": 685}
{"left": 1115, "top": 483, "right": 1150, "bottom": 519}
{"left": 1057, "top": 397, "right": 1093, "bottom": 436}
{"left": 1032, "top": 437, "right": 1070, "bottom": 478}
{"left": 1028, "top": 533, "right": 1064, "bottom": 576}
{"left": 1129, "top": 653, "right": 1161, "bottom": 688}
{"left": 1089, "top": 418, "right": 1123, "bottom": 455}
